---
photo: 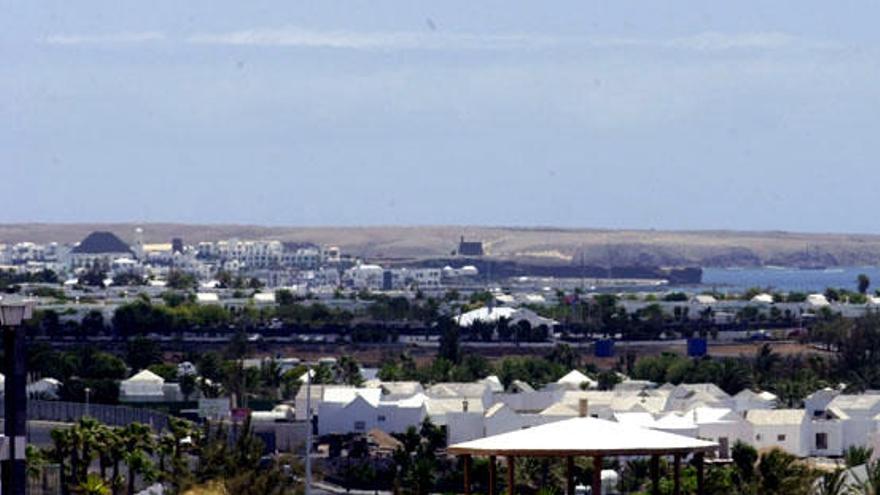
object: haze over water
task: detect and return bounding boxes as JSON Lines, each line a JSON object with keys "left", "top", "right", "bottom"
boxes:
{"left": 701, "top": 266, "right": 880, "bottom": 293}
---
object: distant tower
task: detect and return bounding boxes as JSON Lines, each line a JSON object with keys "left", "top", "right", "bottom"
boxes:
{"left": 134, "top": 227, "right": 144, "bottom": 259}
{"left": 172, "top": 238, "right": 184, "bottom": 255}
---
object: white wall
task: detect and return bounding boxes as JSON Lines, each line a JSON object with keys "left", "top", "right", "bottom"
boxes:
{"left": 842, "top": 419, "right": 879, "bottom": 451}
{"left": 446, "top": 411, "right": 485, "bottom": 445}
{"left": 697, "top": 421, "right": 750, "bottom": 458}
{"left": 810, "top": 420, "right": 844, "bottom": 457}
{"left": 751, "top": 422, "right": 809, "bottom": 457}
{"left": 376, "top": 403, "right": 426, "bottom": 434}
{"left": 318, "top": 397, "right": 377, "bottom": 435}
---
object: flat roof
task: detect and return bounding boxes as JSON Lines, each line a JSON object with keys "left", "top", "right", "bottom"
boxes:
{"left": 448, "top": 417, "right": 717, "bottom": 457}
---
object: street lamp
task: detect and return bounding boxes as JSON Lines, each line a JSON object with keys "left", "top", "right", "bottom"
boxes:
{"left": 304, "top": 364, "right": 312, "bottom": 495}
{"left": 84, "top": 387, "right": 91, "bottom": 418}
{"left": 1, "top": 299, "right": 33, "bottom": 495}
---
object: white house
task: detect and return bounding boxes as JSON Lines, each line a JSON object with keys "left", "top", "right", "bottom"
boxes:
{"left": 313, "top": 386, "right": 428, "bottom": 436}
{"left": 551, "top": 370, "right": 598, "bottom": 391}
{"left": 807, "top": 294, "right": 831, "bottom": 308}
{"left": 810, "top": 407, "right": 846, "bottom": 457}
{"left": 746, "top": 409, "right": 810, "bottom": 457}
{"left": 454, "top": 306, "right": 557, "bottom": 329}
{"left": 196, "top": 292, "right": 220, "bottom": 304}
{"left": 119, "top": 369, "right": 166, "bottom": 402}
{"left": 751, "top": 293, "right": 775, "bottom": 304}
{"left": 252, "top": 292, "right": 276, "bottom": 305}
{"left": 295, "top": 385, "right": 353, "bottom": 421}
{"left": 690, "top": 407, "right": 751, "bottom": 459}
{"left": 347, "top": 264, "right": 384, "bottom": 290}
{"left": 662, "top": 384, "right": 734, "bottom": 412}
{"left": 804, "top": 388, "right": 841, "bottom": 417}
{"left": 691, "top": 295, "right": 717, "bottom": 305}
{"left": 823, "top": 393, "right": 880, "bottom": 451}
{"left": 27, "top": 377, "right": 62, "bottom": 400}
{"left": 317, "top": 388, "right": 382, "bottom": 435}
{"left": 733, "top": 389, "right": 778, "bottom": 412}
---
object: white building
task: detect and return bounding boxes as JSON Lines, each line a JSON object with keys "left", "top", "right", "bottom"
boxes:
{"left": 119, "top": 369, "right": 166, "bottom": 402}
{"left": 347, "top": 264, "right": 384, "bottom": 290}
{"left": 454, "top": 306, "right": 557, "bottom": 329}
{"left": 746, "top": 409, "right": 810, "bottom": 457}
{"left": 733, "top": 389, "right": 778, "bottom": 412}
{"left": 823, "top": 393, "right": 880, "bottom": 451}
{"left": 67, "top": 231, "right": 135, "bottom": 269}
{"left": 550, "top": 370, "right": 598, "bottom": 391}
{"left": 27, "top": 377, "right": 62, "bottom": 400}
{"left": 316, "top": 388, "right": 427, "bottom": 435}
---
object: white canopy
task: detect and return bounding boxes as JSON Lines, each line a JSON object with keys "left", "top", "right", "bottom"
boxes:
{"left": 120, "top": 369, "right": 165, "bottom": 398}
{"left": 557, "top": 370, "right": 596, "bottom": 388}
{"left": 448, "top": 417, "right": 717, "bottom": 457}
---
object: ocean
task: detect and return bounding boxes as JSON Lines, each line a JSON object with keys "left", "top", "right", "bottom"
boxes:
{"left": 698, "top": 266, "right": 880, "bottom": 293}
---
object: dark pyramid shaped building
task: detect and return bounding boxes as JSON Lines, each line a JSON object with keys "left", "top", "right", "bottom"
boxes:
{"left": 71, "top": 231, "right": 133, "bottom": 255}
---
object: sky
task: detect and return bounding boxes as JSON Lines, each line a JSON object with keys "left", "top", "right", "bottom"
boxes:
{"left": 3, "top": 1, "right": 880, "bottom": 232}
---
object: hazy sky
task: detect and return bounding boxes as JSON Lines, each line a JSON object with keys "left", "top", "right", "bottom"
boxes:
{"left": 3, "top": 1, "right": 880, "bottom": 232}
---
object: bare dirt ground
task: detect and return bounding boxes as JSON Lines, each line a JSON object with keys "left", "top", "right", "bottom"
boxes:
{"left": 238, "top": 340, "right": 828, "bottom": 369}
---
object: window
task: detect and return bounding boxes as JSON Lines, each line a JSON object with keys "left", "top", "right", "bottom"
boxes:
{"left": 354, "top": 421, "right": 366, "bottom": 431}
{"left": 378, "top": 415, "right": 386, "bottom": 422}
{"left": 777, "top": 434, "right": 786, "bottom": 442}
{"left": 816, "top": 433, "right": 828, "bottom": 450}
{"left": 719, "top": 437, "right": 730, "bottom": 459}
{"left": 756, "top": 434, "right": 762, "bottom": 441}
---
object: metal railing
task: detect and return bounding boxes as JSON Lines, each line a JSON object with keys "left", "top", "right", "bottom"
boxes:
{"left": 0, "top": 399, "right": 170, "bottom": 431}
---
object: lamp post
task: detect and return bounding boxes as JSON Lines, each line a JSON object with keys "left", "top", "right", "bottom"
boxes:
{"left": 84, "top": 387, "right": 91, "bottom": 418}
{"left": 1, "top": 300, "right": 33, "bottom": 495}
{"left": 304, "top": 364, "right": 312, "bottom": 495}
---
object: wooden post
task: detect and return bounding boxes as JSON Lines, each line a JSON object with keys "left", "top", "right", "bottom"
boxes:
{"left": 489, "top": 455, "right": 497, "bottom": 495}
{"left": 566, "top": 456, "right": 575, "bottom": 495}
{"left": 592, "top": 456, "right": 602, "bottom": 495}
{"left": 507, "top": 457, "right": 516, "bottom": 495}
{"left": 650, "top": 455, "right": 660, "bottom": 495}
{"left": 695, "top": 452, "right": 705, "bottom": 495}
{"left": 673, "top": 454, "right": 682, "bottom": 495}
{"left": 463, "top": 455, "right": 472, "bottom": 495}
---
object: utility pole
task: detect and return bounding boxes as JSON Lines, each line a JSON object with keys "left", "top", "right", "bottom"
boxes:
{"left": 1, "top": 300, "right": 34, "bottom": 495}
{"left": 304, "top": 364, "right": 312, "bottom": 495}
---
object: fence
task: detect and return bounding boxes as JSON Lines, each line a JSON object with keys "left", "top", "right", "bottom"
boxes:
{"left": 26, "top": 464, "right": 62, "bottom": 495}
{"left": 0, "top": 399, "right": 170, "bottom": 431}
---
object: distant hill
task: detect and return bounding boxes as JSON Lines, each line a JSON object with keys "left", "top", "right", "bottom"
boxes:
{"left": 2, "top": 223, "right": 880, "bottom": 268}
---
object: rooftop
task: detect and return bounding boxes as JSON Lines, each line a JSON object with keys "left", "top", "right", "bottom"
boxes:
{"left": 448, "top": 417, "right": 717, "bottom": 457}
{"left": 71, "top": 231, "right": 133, "bottom": 255}
{"left": 746, "top": 409, "right": 806, "bottom": 426}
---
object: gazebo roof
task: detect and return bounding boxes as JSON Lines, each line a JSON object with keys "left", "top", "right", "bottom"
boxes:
{"left": 448, "top": 417, "right": 717, "bottom": 457}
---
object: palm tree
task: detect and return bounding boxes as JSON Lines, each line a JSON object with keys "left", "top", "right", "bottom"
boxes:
{"left": 757, "top": 449, "right": 814, "bottom": 495}
{"left": 853, "top": 459, "right": 880, "bottom": 495}
{"left": 121, "top": 423, "right": 156, "bottom": 495}
{"left": 26, "top": 444, "right": 48, "bottom": 492}
{"left": 106, "top": 428, "right": 127, "bottom": 495}
{"left": 754, "top": 344, "right": 782, "bottom": 387}
{"left": 123, "top": 450, "right": 156, "bottom": 495}
{"left": 92, "top": 423, "right": 118, "bottom": 481}
{"left": 335, "top": 355, "right": 363, "bottom": 386}
{"left": 845, "top": 446, "right": 874, "bottom": 468}
{"left": 156, "top": 417, "right": 198, "bottom": 493}
{"left": 50, "top": 427, "right": 74, "bottom": 494}
{"left": 812, "top": 469, "right": 851, "bottom": 495}
{"left": 73, "top": 474, "right": 112, "bottom": 495}
{"left": 716, "top": 358, "right": 754, "bottom": 395}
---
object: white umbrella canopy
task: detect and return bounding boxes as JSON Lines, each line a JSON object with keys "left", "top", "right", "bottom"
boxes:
{"left": 448, "top": 417, "right": 717, "bottom": 457}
